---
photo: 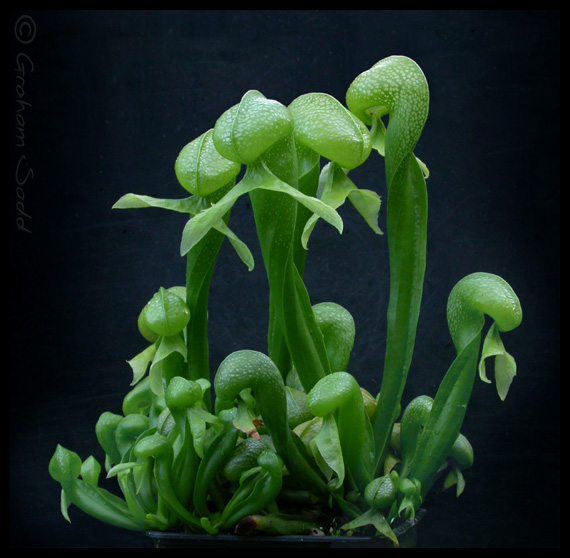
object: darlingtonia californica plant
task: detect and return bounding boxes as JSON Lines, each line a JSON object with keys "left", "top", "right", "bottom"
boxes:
{"left": 50, "top": 55, "right": 522, "bottom": 546}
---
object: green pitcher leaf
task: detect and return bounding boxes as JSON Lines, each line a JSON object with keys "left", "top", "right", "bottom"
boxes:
{"left": 80, "top": 455, "right": 102, "bottom": 487}
{"left": 306, "top": 371, "right": 375, "bottom": 492}
{"left": 214, "top": 350, "right": 328, "bottom": 497}
{"left": 175, "top": 129, "right": 241, "bottom": 197}
{"left": 49, "top": 445, "right": 143, "bottom": 531}
{"left": 347, "top": 57, "right": 430, "bottom": 475}
{"left": 347, "top": 56, "right": 429, "bottom": 184}
{"left": 213, "top": 90, "right": 294, "bottom": 165}
{"left": 288, "top": 92, "right": 372, "bottom": 170}
{"left": 408, "top": 273, "right": 522, "bottom": 496}
{"left": 140, "top": 287, "right": 190, "bottom": 338}
{"left": 312, "top": 302, "right": 356, "bottom": 374}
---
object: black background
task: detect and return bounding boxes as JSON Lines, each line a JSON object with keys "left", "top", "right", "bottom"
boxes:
{"left": 10, "top": 10, "right": 559, "bottom": 548}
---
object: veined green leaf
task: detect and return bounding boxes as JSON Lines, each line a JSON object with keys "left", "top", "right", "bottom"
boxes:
{"left": 479, "top": 322, "right": 517, "bottom": 401}
{"left": 215, "top": 219, "right": 254, "bottom": 271}
{"left": 112, "top": 193, "right": 201, "bottom": 213}
{"left": 113, "top": 189, "right": 254, "bottom": 271}
{"left": 149, "top": 334, "right": 188, "bottom": 396}
{"left": 180, "top": 161, "right": 343, "bottom": 257}
{"left": 308, "top": 414, "right": 345, "bottom": 488}
{"left": 59, "top": 489, "right": 72, "bottom": 523}
{"left": 341, "top": 507, "right": 399, "bottom": 547}
{"left": 106, "top": 462, "right": 141, "bottom": 479}
{"left": 370, "top": 116, "right": 387, "bottom": 156}
{"left": 443, "top": 467, "right": 466, "bottom": 497}
{"left": 127, "top": 343, "right": 157, "bottom": 386}
{"left": 187, "top": 406, "right": 222, "bottom": 458}
{"left": 301, "top": 162, "right": 382, "bottom": 249}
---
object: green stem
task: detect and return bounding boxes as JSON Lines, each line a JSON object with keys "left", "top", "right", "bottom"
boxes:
{"left": 219, "top": 450, "right": 283, "bottom": 530}
{"left": 165, "top": 378, "right": 202, "bottom": 507}
{"left": 291, "top": 146, "right": 322, "bottom": 277}
{"left": 409, "top": 334, "right": 480, "bottom": 496}
{"left": 134, "top": 433, "right": 205, "bottom": 532}
{"left": 372, "top": 152, "right": 428, "bottom": 472}
{"left": 192, "top": 412, "right": 240, "bottom": 519}
{"left": 184, "top": 229, "right": 224, "bottom": 381}
{"left": 250, "top": 141, "right": 332, "bottom": 391}
{"left": 184, "top": 187, "right": 231, "bottom": 407}
{"left": 266, "top": 146, "right": 321, "bottom": 379}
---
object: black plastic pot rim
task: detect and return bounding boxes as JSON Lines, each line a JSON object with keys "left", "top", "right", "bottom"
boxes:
{"left": 145, "top": 508, "right": 426, "bottom": 547}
